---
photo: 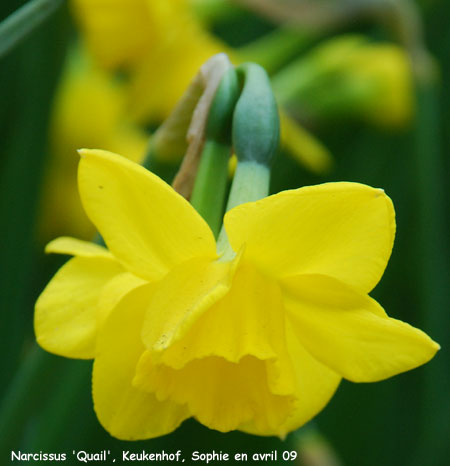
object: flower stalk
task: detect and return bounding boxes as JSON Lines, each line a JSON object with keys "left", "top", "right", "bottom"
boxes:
{"left": 190, "top": 140, "right": 232, "bottom": 237}
{"left": 224, "top": 161, "right": 270, "bottom": 213}
{"left": 190, "top": 68, "right": 240, "bottom": 236}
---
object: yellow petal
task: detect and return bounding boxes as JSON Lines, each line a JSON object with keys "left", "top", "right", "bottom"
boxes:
{"left": 282, "top": 274, "right": 440, "bottom": 382}
{"left": 97, "top": 271, "right": 147, "bottom": 329}
{"left": 78, "top": 149, "right": 217, "bottom": 281}
{"left": 276, "top": 323, "right": 341, "bottom": 435}
{"left": 225, "top": 182, "right": 395, "bottom": 293}
{"left": 141, "top": 255, "right": 240, "bottom": 358}
{"left": 35, "top": 256, "right": 123, "bottom": 359}
{"left": 93, "top": 284, "right": 189, "bottom": 440}
{"left": 45, "top": 236, "right": 112, "bottom": 258}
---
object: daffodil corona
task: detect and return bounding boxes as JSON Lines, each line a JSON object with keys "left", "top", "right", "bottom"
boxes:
{"left": 35, "top": 149, "right": 439, "bottom": 439}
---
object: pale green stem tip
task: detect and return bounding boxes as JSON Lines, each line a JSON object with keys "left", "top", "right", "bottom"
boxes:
{"left": 217, "top": 161, "right": 270, "bottom": 256}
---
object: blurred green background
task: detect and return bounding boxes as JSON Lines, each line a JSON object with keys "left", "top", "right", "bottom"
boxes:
{"left": 0, "top": 0, "right": 448, "bottom": 465}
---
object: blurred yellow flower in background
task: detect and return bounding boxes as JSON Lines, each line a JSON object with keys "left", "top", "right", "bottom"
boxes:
{"left": 351, "top": 43, "right": 414, "bottom": 127}
{"left": 39, "top": 49, "right": 148, "bottom": 240}
{"left": 35, "top": 149, "right": 438, "bottom": 439}
{"left": 273, "top": 35, "right": 414, "bottom": 128}
{"left": 71, "top": 0, "right": 230, "bottom": 121}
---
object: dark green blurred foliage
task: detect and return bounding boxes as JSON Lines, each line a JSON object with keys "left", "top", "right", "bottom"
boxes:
{"left": 0, "top": 1, "right": 449, "bottom": 465}
{"left": 0, "top": 0, "right": 70, "bottom": 391}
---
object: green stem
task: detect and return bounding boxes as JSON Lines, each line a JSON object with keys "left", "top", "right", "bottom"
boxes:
{"left": 217, "top": 161, "right": 270, "bottom": 255}
{"left": 0, "top": 0, "right": 65, "bottom": 59}
{"left": 190, "top": 140, "right": 231, "bottom": 237}
{"left": 190, "top": 67, "right": 239, "bottom": 235}
{"left": 224, "top": 161, "right": 270, "bottom": 212}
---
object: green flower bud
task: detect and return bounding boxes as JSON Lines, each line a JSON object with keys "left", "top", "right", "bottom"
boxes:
{"left": 233, "top": 63, "right": 280, "bottom": 166}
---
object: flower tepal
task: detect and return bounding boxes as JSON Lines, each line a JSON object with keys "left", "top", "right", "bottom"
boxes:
{"left": 35, "top": 149, "right": 439, "bottom": 439}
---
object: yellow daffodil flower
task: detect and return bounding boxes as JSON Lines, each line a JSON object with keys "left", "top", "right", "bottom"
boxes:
{"left": 35, "top": 149, "right": 439, "bottom": 439}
